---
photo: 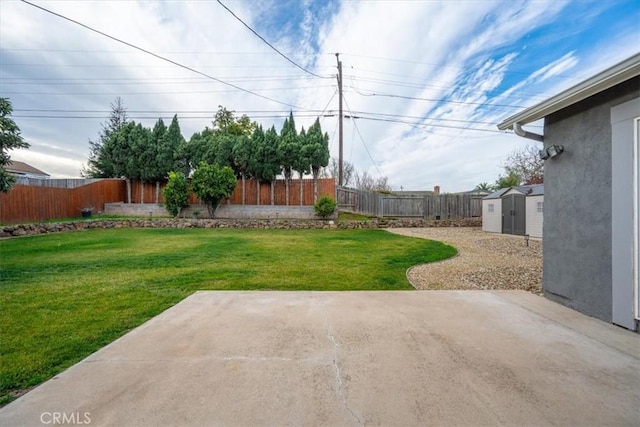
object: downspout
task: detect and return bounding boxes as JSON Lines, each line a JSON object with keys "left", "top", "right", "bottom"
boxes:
{"left": 513, "top": 122, "right": 544, "bottom": 142}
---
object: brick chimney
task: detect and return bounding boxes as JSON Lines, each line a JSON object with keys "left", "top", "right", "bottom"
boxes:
{"left": 434, "top": 185, "right": 440, "bottom": 195}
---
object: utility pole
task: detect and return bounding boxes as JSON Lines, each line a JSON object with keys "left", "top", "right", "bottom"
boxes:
{"left": 335, "top": 53, "right": 343, "bottom": 186}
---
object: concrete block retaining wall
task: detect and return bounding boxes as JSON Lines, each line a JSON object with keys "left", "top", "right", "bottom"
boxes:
{"left": 104, "top": 203, "right": 336, "bottom": 220}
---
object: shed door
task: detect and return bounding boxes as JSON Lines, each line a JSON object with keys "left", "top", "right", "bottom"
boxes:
{"left": 611, "top": 100, "right": 639, "bottom": 330}
{"left": 502, "top": 194, "right": 526, "bottom": 235}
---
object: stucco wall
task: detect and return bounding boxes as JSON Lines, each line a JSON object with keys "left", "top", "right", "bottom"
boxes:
{"left": 525, "top": 195, "right": 543, "bottom": 239}
{"left": 543, "top": 77, "right": 640, "bottom": 322}
{"left": 482, "top": 199, "right": 502, "bottom": 233}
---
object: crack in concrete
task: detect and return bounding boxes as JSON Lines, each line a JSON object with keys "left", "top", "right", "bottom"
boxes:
{"left": 325, "top": 313, "right": 363, "bottom": 425}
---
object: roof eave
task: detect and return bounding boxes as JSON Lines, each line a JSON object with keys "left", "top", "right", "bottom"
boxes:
{"left": 497, "top": 53, "right": 640, "bottom": 131}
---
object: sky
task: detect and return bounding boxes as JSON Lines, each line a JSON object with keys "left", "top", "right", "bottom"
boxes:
{"left": 1, "top": 0, "right": 639, "bottom": 192}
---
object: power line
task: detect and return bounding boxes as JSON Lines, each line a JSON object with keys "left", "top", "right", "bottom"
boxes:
{"left": 216, "top": 0, "right": 329, "bottom": 80}
{"left": 317, "top": 89, "right": 338, "bottom": 127}
{"left": 346, "top": 114, "right": 507, "bottom": 134}
{"left": 2, "top": 63, "right": 334, "bottom": 74}
{"left": 3, "top": 85, "right": 335, "bottom": 96}
{"left": 341, "top": 52, "right": 584, "bottom": 80}
{"left": 3, "top": 76, "right": 326, "bottom": 84}
{"left": 13, "top": 113, "right": 331, "bottom": 120}
{"left": 1, "top": 76, "right": 320, "bottom": 82}
{"left": 10, "top": 113, "right": 515, "bottom": 135}
{"left": 342, "top": 95, "right": 384, "bottom": 179}
{"left": 18, "top": 0, "right": 304, "bottom": 110}
{"left": 350, "top": 111, "right": 524, "bottom": 127}
{"left": 1, "top": 47, "right": 313, "bottom": 55}
{"left": 15, "top": 108, "right": 333, "bottom": 114}
{"left": 350, "top": 85, "right": 528, "bottom": 109}
{"left": 14, "top": 107, "right": 537, "bottom": 130}
{"left": 347, "top": 73, "right": 549, "bottom": 101}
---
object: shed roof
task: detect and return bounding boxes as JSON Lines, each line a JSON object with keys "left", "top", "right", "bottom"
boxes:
{"left": 484, "top": 188, "right": 509, "bottom": 200}
{"left": 497, "top": 53, "right": 640, "bottom": 130}
{"left": 483, "top": 184, "right": 543, "bottom": 199}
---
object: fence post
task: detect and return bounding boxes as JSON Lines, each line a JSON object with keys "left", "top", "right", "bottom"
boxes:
{"left": 423, "top": 196, "right": 428, "bottom": 220}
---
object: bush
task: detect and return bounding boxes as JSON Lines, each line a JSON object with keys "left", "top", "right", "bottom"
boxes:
{"left": 163, "top": 171, "right": 189, "bottom": 217}
{"left": 314, "top": 196, "right": 337, "bottom": 219}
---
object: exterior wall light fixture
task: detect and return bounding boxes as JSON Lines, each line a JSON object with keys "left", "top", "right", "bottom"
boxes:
{"left": 539, "top": 144, "right": 564, "bottom": 160}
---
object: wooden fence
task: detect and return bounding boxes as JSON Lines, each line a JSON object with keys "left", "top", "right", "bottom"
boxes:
{"left": 1, "top": 178, "right": 336, "bottom": 224}
{"left": 0, "top": 179, "right": 126, "bottom": 224}
{"left": 129, "top": 178, "right": 335, "bottom": 206}
{"left": 337, "top": 186, "right": 482, "bottom": 218}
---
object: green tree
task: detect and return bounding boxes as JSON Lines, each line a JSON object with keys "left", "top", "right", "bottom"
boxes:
{"left": 278, "top": 112, "right": 298, "bottom": 205}
{"left": 191, "top": 162, "right": 237, "bottom": 218}
{"left": 158, "top": 115, "right": 187, "bottom": 199}
{"left": 98, "top": 121, "right": 140, "bottom": 202}
{"left": 83, "top": 97, "right": 128, "bottom": 178}
{"left": 261, "top": 125, "right": 281, "bottom": 205}
{"left": 306, "top": 118, "right": 330, "bottom": 201}
{"left": 212, "top": 133, "right": 237, "bottom": 172}
{"left": 474, "top": 182, "right": 493, "bottom": 192}
{"left": 212, "top": 106, "right": 255, "bottom": 136}
{"left": 98, "top": 122, "right": 134, "bottom": 175}
{"left": 161, "top": 115, "right": 185, "bottom": 173}
{"left": 0, "top": 98, "right": 30, "bottom": 193}
{"left": 294, "top": 127, "right": 311, "bottom": 205}
{"left": 247, "top": 125, "right": 266, "bottom": 204}
{"left": 127, "top": 123, "right": 154, "bottom": 203}
{"left": 186, "top": 128, "right": 214, "bottom": 172}
{"left": 494, "top": 170, "right": 522, "bottom": 189}
{"left": 163, "top": 171, "right": 189, "bottom": 217}
{"left": 149, "top": 118, "right": 168, "bottom": 202}
{"left": 232, "top": 134, "right": 255, "bottom": 204}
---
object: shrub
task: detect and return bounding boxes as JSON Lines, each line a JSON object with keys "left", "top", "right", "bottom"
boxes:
{"left": 163, "top": 171, "right": 189, "bottom": 217}
{"left": 314, "top": 195, "right": 337, "bottom": 219}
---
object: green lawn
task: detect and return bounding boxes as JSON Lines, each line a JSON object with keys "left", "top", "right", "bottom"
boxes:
{"left": 337, "top": 211, "right": 371, "bottom": 222}
{"left": 0, "top": 228, "right": 456, "bottom": 404}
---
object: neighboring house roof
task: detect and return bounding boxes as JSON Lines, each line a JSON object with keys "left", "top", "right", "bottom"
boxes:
{"left": 6, "top": 160, "right": 50, "bottom": 178}
{"left": 498, "top": 53, "right": 640, "bottom": 130}
{"left": 483, "top": 184, "right": 544, "bottom": 200}
{"left": 524, "top": 184, "right": 544, "bottom": 196}
{"left": 392, "top": 191, "right": 434, "bottom": 197}
{"left": 463, "top": 189, "right": 491, "bottom": 196}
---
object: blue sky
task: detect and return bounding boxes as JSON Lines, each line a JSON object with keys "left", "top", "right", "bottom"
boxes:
{"left": 1, "top": 0, "right": 638, "bottom": 191}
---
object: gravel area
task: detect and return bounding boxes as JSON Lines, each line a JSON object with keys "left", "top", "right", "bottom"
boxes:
{"left": 388, "top": 227, "right": 542, "bottom": 294}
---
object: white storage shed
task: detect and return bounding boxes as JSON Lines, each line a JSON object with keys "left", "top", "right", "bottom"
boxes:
{"left": 482, "top": 184, "right": 543, "bottom": 238}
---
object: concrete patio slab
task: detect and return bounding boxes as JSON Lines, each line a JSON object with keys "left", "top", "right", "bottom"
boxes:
{"left": 1, "top": 291, "right": 638, "bottom": 426}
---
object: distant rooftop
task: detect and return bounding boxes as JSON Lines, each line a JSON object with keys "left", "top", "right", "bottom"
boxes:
{"left": 393, "top": 190, "right": 435, "bottom": 196}
{"left": 6, "top": 160, "right": 50, "bottom": 178}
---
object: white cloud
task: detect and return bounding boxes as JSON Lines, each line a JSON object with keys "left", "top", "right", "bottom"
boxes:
{"left": 10, "top": 147, "right": 84, "bottom": 179}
